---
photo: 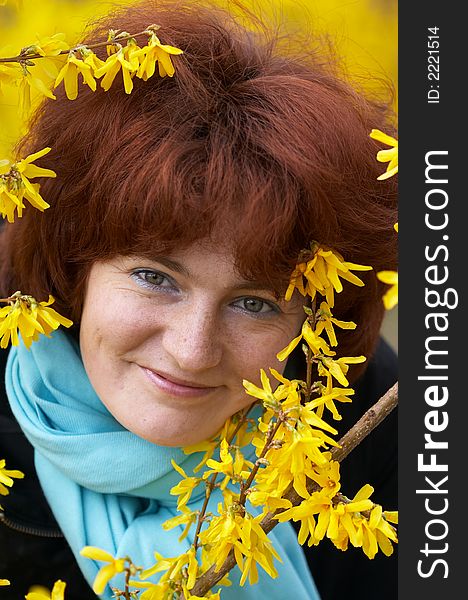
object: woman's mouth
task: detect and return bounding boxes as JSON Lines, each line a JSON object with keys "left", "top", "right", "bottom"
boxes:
{"left": 140, "top": 366, "right": 220, "bottom": 398}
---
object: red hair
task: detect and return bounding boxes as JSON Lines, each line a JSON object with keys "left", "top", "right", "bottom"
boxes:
{"left": 0, "top": 0, "right": 397, "bottom": 379}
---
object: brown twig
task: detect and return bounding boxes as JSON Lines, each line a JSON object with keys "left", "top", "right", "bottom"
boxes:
{"left": 189, "top": 382, "right": 398, "bottom": 596}
{"left": 304, "top": 299, "right": 316, "bottom": 403}
{"left": 238, "top": 415, "right": 284, "bottom": 508}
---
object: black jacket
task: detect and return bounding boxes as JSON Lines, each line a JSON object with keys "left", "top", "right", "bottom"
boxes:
{"left": 0, "top": 338, "right": 398, "bottom": 599}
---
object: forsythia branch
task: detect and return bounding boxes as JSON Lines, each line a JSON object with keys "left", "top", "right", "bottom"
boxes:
{"left": 0, "top": 29, "right": 157, "bottom": 63}
{"left": 330, "top": 381, "right": 398, "bottom": 463}
{"left": 188, "top": 382, "right": 398, "bottom": 597}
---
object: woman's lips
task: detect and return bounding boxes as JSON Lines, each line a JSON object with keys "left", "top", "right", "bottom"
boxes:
{"left": 141, "top": 366, "right": 219, "bottom": 398}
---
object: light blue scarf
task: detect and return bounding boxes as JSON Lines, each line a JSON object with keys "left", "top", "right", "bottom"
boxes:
{"left": 5, "top": 330, "right": 320, "bottom": 599}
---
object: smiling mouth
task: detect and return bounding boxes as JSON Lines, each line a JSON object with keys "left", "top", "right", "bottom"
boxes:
{"left": 140, "top": 366, "right": 220, "bottom": 398}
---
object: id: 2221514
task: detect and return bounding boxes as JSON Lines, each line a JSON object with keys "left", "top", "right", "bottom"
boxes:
{"left": 427, "top": 26, "right": 440, "bottom": 104}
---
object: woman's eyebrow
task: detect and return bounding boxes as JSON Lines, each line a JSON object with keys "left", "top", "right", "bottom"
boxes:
{"left": 150, "top": 256, "right": 191, "bottom": 277}
{"left": 230, "top": 281, "right": 277, "bottom": 293}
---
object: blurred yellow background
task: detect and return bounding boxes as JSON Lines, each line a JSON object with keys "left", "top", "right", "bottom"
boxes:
{"left": 0, "top": 0, "right": 398, "bottom": 350}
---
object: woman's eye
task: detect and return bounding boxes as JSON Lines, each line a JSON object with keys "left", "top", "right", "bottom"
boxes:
{"left": 131, "top": 270, "right": 173, "bottom": 289}
{"left": 233, "top": 297, "right": 277, "bottom": 315}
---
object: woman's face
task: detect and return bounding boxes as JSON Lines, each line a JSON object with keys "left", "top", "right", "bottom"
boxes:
{"left": 79, "top": 241, "right": 305, "bottom": 446}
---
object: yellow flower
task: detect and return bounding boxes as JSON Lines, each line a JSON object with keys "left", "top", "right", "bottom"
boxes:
{"left": 318, "top": 355, "right": 366, "bottom": 387}
{"left": 284, "top": 262, "right": 307, "bottom": 299}
{"left": 199, "top": 510, "right": 245, "bottom": 572}
{"left": 308, "top": 374, "right": 354, "bottom": 421}
{"left": 183, "top": 412, "right": 256, "bottom": 472}
{"left": 237, "top": 514, "right": 281, "bottom": 586}
{"left": 183, "top": 436, "right": 219, "bottom": 472}
{"left": 170, "top": 460, "right": 202, "bottom": 510}
{"left": 0, "top": 292, "right": 73, "bottom": 349}
{"left": 79, "top": 546, "right": 126, "bottom": 595}
{"left": 295, "top": 401, "right": 338, "bottom": 437}
{"left": 141, "top": 547, "right": 199, "bottom": 591}
{"left": 26, "top": 580, "right": 66, "bottom": 600}
{"left": 314, "top": 302, "right": 356, "bottom": 347}
{"left": 370, "top": 129, "right": 398, "bottom": 180}
{"left": 350, "top": 502, "right": 398, "bottom": 559}
{"left": 276, "top": 318, "right": 334, "bottom": 362}
{"left": 140, "top": 548, "right": 199, "bottom": 590}
{"left": 136, "top": 31, "right": 184, "bottom": 80}
{"left": 243, "top": 368, "right": 278, "bottom": 409}
{"left": 275, "top": 489, "right": 332, "bottom": 545}
{"left": 17, "top": 68, "right": 57, "bottom": 117}
{"left": 377, "top": 270, "right": 398, "bottom": 310}
{"left": 0, "top": 180, "right": 21, "bottom": 223}
{"left": 306, "top": 456, "right": 341, "bottom": 493}
{"left": 94, "top": 47, "right": 137, "bottom": 94}
{"left": 32, "top": 33, "right": 69, "bottom": 57}
{"left": 0, "top": 147, "right": 56, "bottom": 222}
{"left": 268, "top": 432, "right": 328, "bottom": 499}
{"left": 376, "top": 221, "right": 398, "bottom": 309}
{"left": 0, "top": 458, "right": 24, "bottom": 495}
{"left": 136, "top": 581, "right": 171, "bottom": 600}
{"left": 0, "top": 579, "right": 10, "bottom": 585}
{"left": 203, "top": 439, "right": 252, "bottom": 489}
{"left": 325, "top": 486, "right": 375, "bottom": 548}
{"left": 54, "top": 50, "right": 99, "bottom": 100}
{"left": 162, "top": 509, "right": 198, "bottom": 541}
{"left": 98, "top": 36, "right": 144, "bottom": 94}
{"left": 277, "top": 482, "right": 375, "bottom": 550}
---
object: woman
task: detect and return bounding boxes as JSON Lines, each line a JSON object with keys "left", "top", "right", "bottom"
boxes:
{"left": 0, "top": 0, "right": 398, "bottom": 598}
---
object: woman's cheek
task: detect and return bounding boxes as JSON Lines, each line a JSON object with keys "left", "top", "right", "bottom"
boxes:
{"left": 232, "top": 338, "right": 284, "bottom": 383}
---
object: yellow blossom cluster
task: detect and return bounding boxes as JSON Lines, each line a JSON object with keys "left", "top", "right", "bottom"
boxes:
{"left": 0, "top": 26, "right": 183, "bottom": 110}
{"left": 276, "top": 300, "right": 361, "bottom": 377}
{"left": 183, "top": 412, "right": 256, "bottom": 473}
{"left": 0, "top": 292, "right": 73, "bottom": 349}
{"left": 200, "top": 509, "right": 280, "bottom": 586}
{"left": 0, "top": 147, "right": 56, "bottom": 222}
{"left": 130, "top": 547, "right": 224, "bottom": 599}
{"left": 284, "top": 244, "right": 372, "bottom": 307}
{"left": 242, "top": 370, "right": 397, "bottom": 559}
{"left": 203, "top": 439, "right": 254, "bottom": 490}
{"left": 276, "top": 477, "right": 398, "bottom": 557}
{"left": 79, "top": 547, "right": 126, "bottom": 595}
{"left": 243, "top": 369, "right": 339, "bottom": 507}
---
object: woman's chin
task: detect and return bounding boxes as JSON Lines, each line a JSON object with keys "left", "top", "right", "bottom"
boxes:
{"left": 128, "top": 422, "right": 219, "bottom": 448}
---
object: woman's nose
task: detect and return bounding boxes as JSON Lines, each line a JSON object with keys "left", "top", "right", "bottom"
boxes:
{"left": 162, "top": 303, "right": 222, "bottom": 372}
